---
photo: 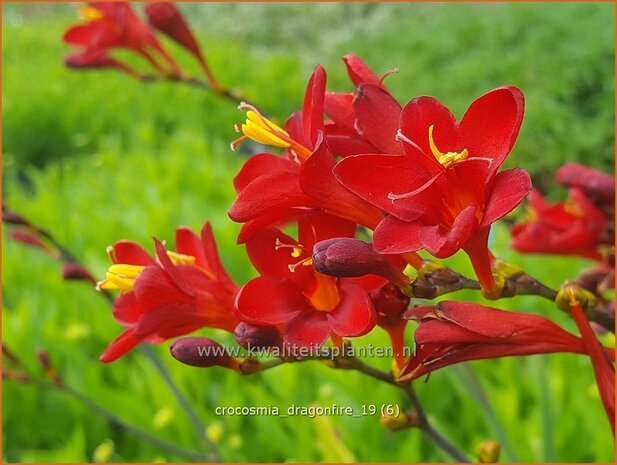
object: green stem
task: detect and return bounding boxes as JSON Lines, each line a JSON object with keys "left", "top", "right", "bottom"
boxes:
{"left": 58, "top": 384, "right": 218, "bottom": 462}
{"left": 138, "top": 345, "right": 221, "bottom": 461}
{"left": 451, "top": 364, "right": 519, "bottom": 461}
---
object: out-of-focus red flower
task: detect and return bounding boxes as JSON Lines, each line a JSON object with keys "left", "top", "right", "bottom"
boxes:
{"left": 235, "top": 214, "right": 378, "bottom": 350}
{"left": 64, "top": 48, "right": 142, "bottom": 77}
{"left": 228, "top": 65, "right": 390, "bottom": 242}
{"left": 324, "top": 54, "right": 402, "bottom": 156}
{"left": 399, "top": 301, "right": 614, "bottom": 382}
{"left": 335, "top": 87, "right": 530, "bottom": 291}
{"left": 98, "top": 222, "right": 239, "bottom": 362}
{"left": 145, "top": 2, "right": 221, "bottom": 90}
{"left": 63, "top": 2, "right": 181, "bottom": 77}
{"left": 511, "top": 188, "right": 607, "bottom": 261}
{"left": 557, "top": 162, "right": 615, "bottom": 206}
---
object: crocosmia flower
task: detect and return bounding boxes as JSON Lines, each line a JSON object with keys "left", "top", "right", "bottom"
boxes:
{"left": 511, "top": 188, "right": 607, "bottom": 261}
{"left": 97, "top": 222, "right": 239, "bottom": 362}
{"left": 64, "top": 2, "right": 181, "bottom": 77}
{"left": 335, "top": 87, "right": 531, "bottom": 291}
{"left": 235, "top": 214, "right": 378, "bottom": 350}
{"left": 228, "top": 64, "right": 386, "bottom": 241}
{"left": 400, "top": 301, "right": 615, "bottom": 382}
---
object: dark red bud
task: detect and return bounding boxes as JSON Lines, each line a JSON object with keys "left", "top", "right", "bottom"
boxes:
{"left": 369, "top": 283, "right": 410, "bottom": 327}
{"left": 36, "top": 349, "right": 63, "bottom": 386}
{"left": 234, "top": 322, "right": 282, "bottom": 350}
{"left": 169, "top": 337, "right": 236, "bottom": 369}
{"left": 556, "top": 163, "right": 615, "bottom": 204}
{"left": 2, "top": 209, "right": 29, "bottom": 226}
{"left": 10, "top": 230, "right": 55, "bottom": 255}
{"left": 145, "top": 3, "right": 203, "bottom": 61}
{"left": 62, "top": 262, "right": 95, "bottom": 282}
{"left": 313, "top": 238, "right": 409, "bottom": 287}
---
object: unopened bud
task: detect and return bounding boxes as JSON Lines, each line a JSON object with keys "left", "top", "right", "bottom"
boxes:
{"left": 492, "top": 258, "right": 524, "bottom": 279}
{"left": 380, "top": 408, "right": 420, "bottom": 431}
{"left": 3, "top": 369, "right": 32, "bottom": 383}
{"left": 234, "top": 322, "right": 282, "bottom": 350}
{"left": 370, "top": 283, "right": 410, "bottom": 327}
{"left": 62, "top": 262, "right": 95, "bottom": 282}
{"left": 556, "top": 282, "right": 597, "bottom": 313}
{"left": 476, "top": 440, "right": 501, "bottom": 463}
{"left": 10, "top": 230, "right": 56, "bottom": 255}
{"left": 169, "top": 337, "right": 239, "bottom": 369}
{"left": 312, "top": 238, "right": 409, "bottom": 287}
{"left": 2, "top": 209, "right": 29, "bottom": 226}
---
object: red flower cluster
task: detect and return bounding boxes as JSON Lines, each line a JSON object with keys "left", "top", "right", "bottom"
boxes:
{"left": 512, "top": 163, "right": 614, "bottom": 261}
{"left": 63, "top": 2, "right": 216, "bottom": 85}
{"left": 97, "top": 222, "right": 239, "bottom": 362}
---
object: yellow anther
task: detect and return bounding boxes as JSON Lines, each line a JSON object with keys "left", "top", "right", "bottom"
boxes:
{"left": 241, "top": 111, "right": 290, "bottom": 148}
{"left": 288, "top": 257, "right": 313, "bottom": 273}
{"left": 428, "top": 125, "right": 468, "bottom": 167}
{"left": 79, "top": 5, "right": 104, "bottom": 21}
{"left": 167, "top": 251, "right": 197, "bottom": 265}
{"left": 291, "top": 247, "right": 303, "bottom": 258}
{"left": 97, "top": 264, "right": 145, "bottom": 291}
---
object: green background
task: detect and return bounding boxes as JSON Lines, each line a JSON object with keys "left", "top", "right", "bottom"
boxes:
{"left": 2, "top": 2, "right": 615, "bottom": 462}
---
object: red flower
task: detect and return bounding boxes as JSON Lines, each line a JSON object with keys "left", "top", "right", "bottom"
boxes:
{"left": 98, "top": 222, "right": 239, "bottom": 362}
{"left": 557, "top": 162, "right": 614, "bottom": 207}
{"left": 64, "top": 48, "right": 141, "bottom": 77}
{"left": 399, "top": 301, "right": 615, "bottom": 382}
{"left": 335, "top": 87, "right": 530, "bottom": 291}
{"left": 63, "top": 2, "right": 181, "bottom": 77}
{"left": 511, "top": 188, "right": 607, "bottom": 261}
{"left": 235, "top": 214, "right": 378, "bottom": 349}
{"left": 324, "top": 54, "right": 403, "bottom": 156}
{"left": 145, "top": 2, "right": 221, "bottom": 90}
{"left": 228, "top": 64, "right": 388, "bottom": 242}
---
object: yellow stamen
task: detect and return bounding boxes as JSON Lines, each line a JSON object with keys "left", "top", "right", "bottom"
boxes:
{"left": 167, "top": 251, "right": 197, "bottom": 265}
{"left": 79, "top": 5, "right": 104, "bottom": 22}
{"left": 97, "top": 264, "right": 145, "bottom": 291}
{"left": 288, "top": 257, "right": 313, "bottom": 273}
{"left": 275, "top": 238, "right": 305, "bottom": 258}
{"left": 232, "top": 103, "right": 313, "bottom": 160}
{"left": 428, "top": 125, "right": 468, "bottom": 168}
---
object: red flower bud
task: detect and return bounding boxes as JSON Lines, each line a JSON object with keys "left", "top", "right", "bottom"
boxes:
{"left": 9, "top": 230, "right": 56, "bottom": 255}
{"left": 234, "top": 322, "right": 282, "bottom": 350}
{"left": 2, "top": 209, "right": 29, "bottom": 226}
{"left": 169, "top": 337, "right": 237, "bottom": 369}
{"left": 312, "top": 238, "right": 409, "bottom": 287}
{"left": 556, "top": 163, "right": 614, "bottom": 205}
{"left": 62, "top": 262, "right": 95, "bottom": 282}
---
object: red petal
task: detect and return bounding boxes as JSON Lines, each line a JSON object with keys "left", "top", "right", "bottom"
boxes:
{"left": 459, "top": 86, "right": 524, "bottom": 168}
{"left": 328, "top": 281, "right": 376, "bottom": 337}
{"left": 354, "top": 84, "right": 402, "bottom": 153}
{"left": 284, "top": 311, "right": 331, "bottom": 348}
{"left": 342, "top": 54, "right": 381, "bottom": 87}
{"left": 112, "top": 291, "right": 141, "bottom": 325}
{"left": 133, "top": 302, "right": 203, "bottom": 339}
{"left": 133, "top": 265, "right": 190, "bottom": 312}
{"left": 245, "top": 228, "right": 313, "bottom": 284}
{"left": 334, "top": 153, "right": 432, "bottom": 220}
{"left": 236, "top": 277, "right": 311, "bottom": 325}
{"left": 112, "top": 240, "right": 155, "bottom": 265}
{"left": 100, "top": 327, "right": 142, "bottom": 363}
{"left": 399, "top": 95, "right": 458, "bottom": 173}
{"left": 303, "top": 64, "right": 327, "bottom": 147}
{"left": 200, "top": 222, "right": 237, "bottom": 289}
{"left": 176, "top": 226, "right": 208, "bottom": 267}
{"left": 297, "top": 212, "right": 356, "bottom": 248}
{"left": 373, "top": 216, "right": 432, "bottom": 255}
{"left": 299, "top": 136, "right": 383, "bottom": 229}
{"left": 228, "top": 171, "right": 319, "bottom": 223}
{"left": 482, "top": 168, "right": 532, "bottom": 226}
{"left": 324, "top": 92, "right": 355, "bottom": 128}
{"left": 233, "top": 153, "right": 298, "bottom": 193}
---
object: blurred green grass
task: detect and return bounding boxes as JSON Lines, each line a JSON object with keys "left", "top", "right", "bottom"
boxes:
{"left": 2, "top": 2, "right": 615, "bottom": 463}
